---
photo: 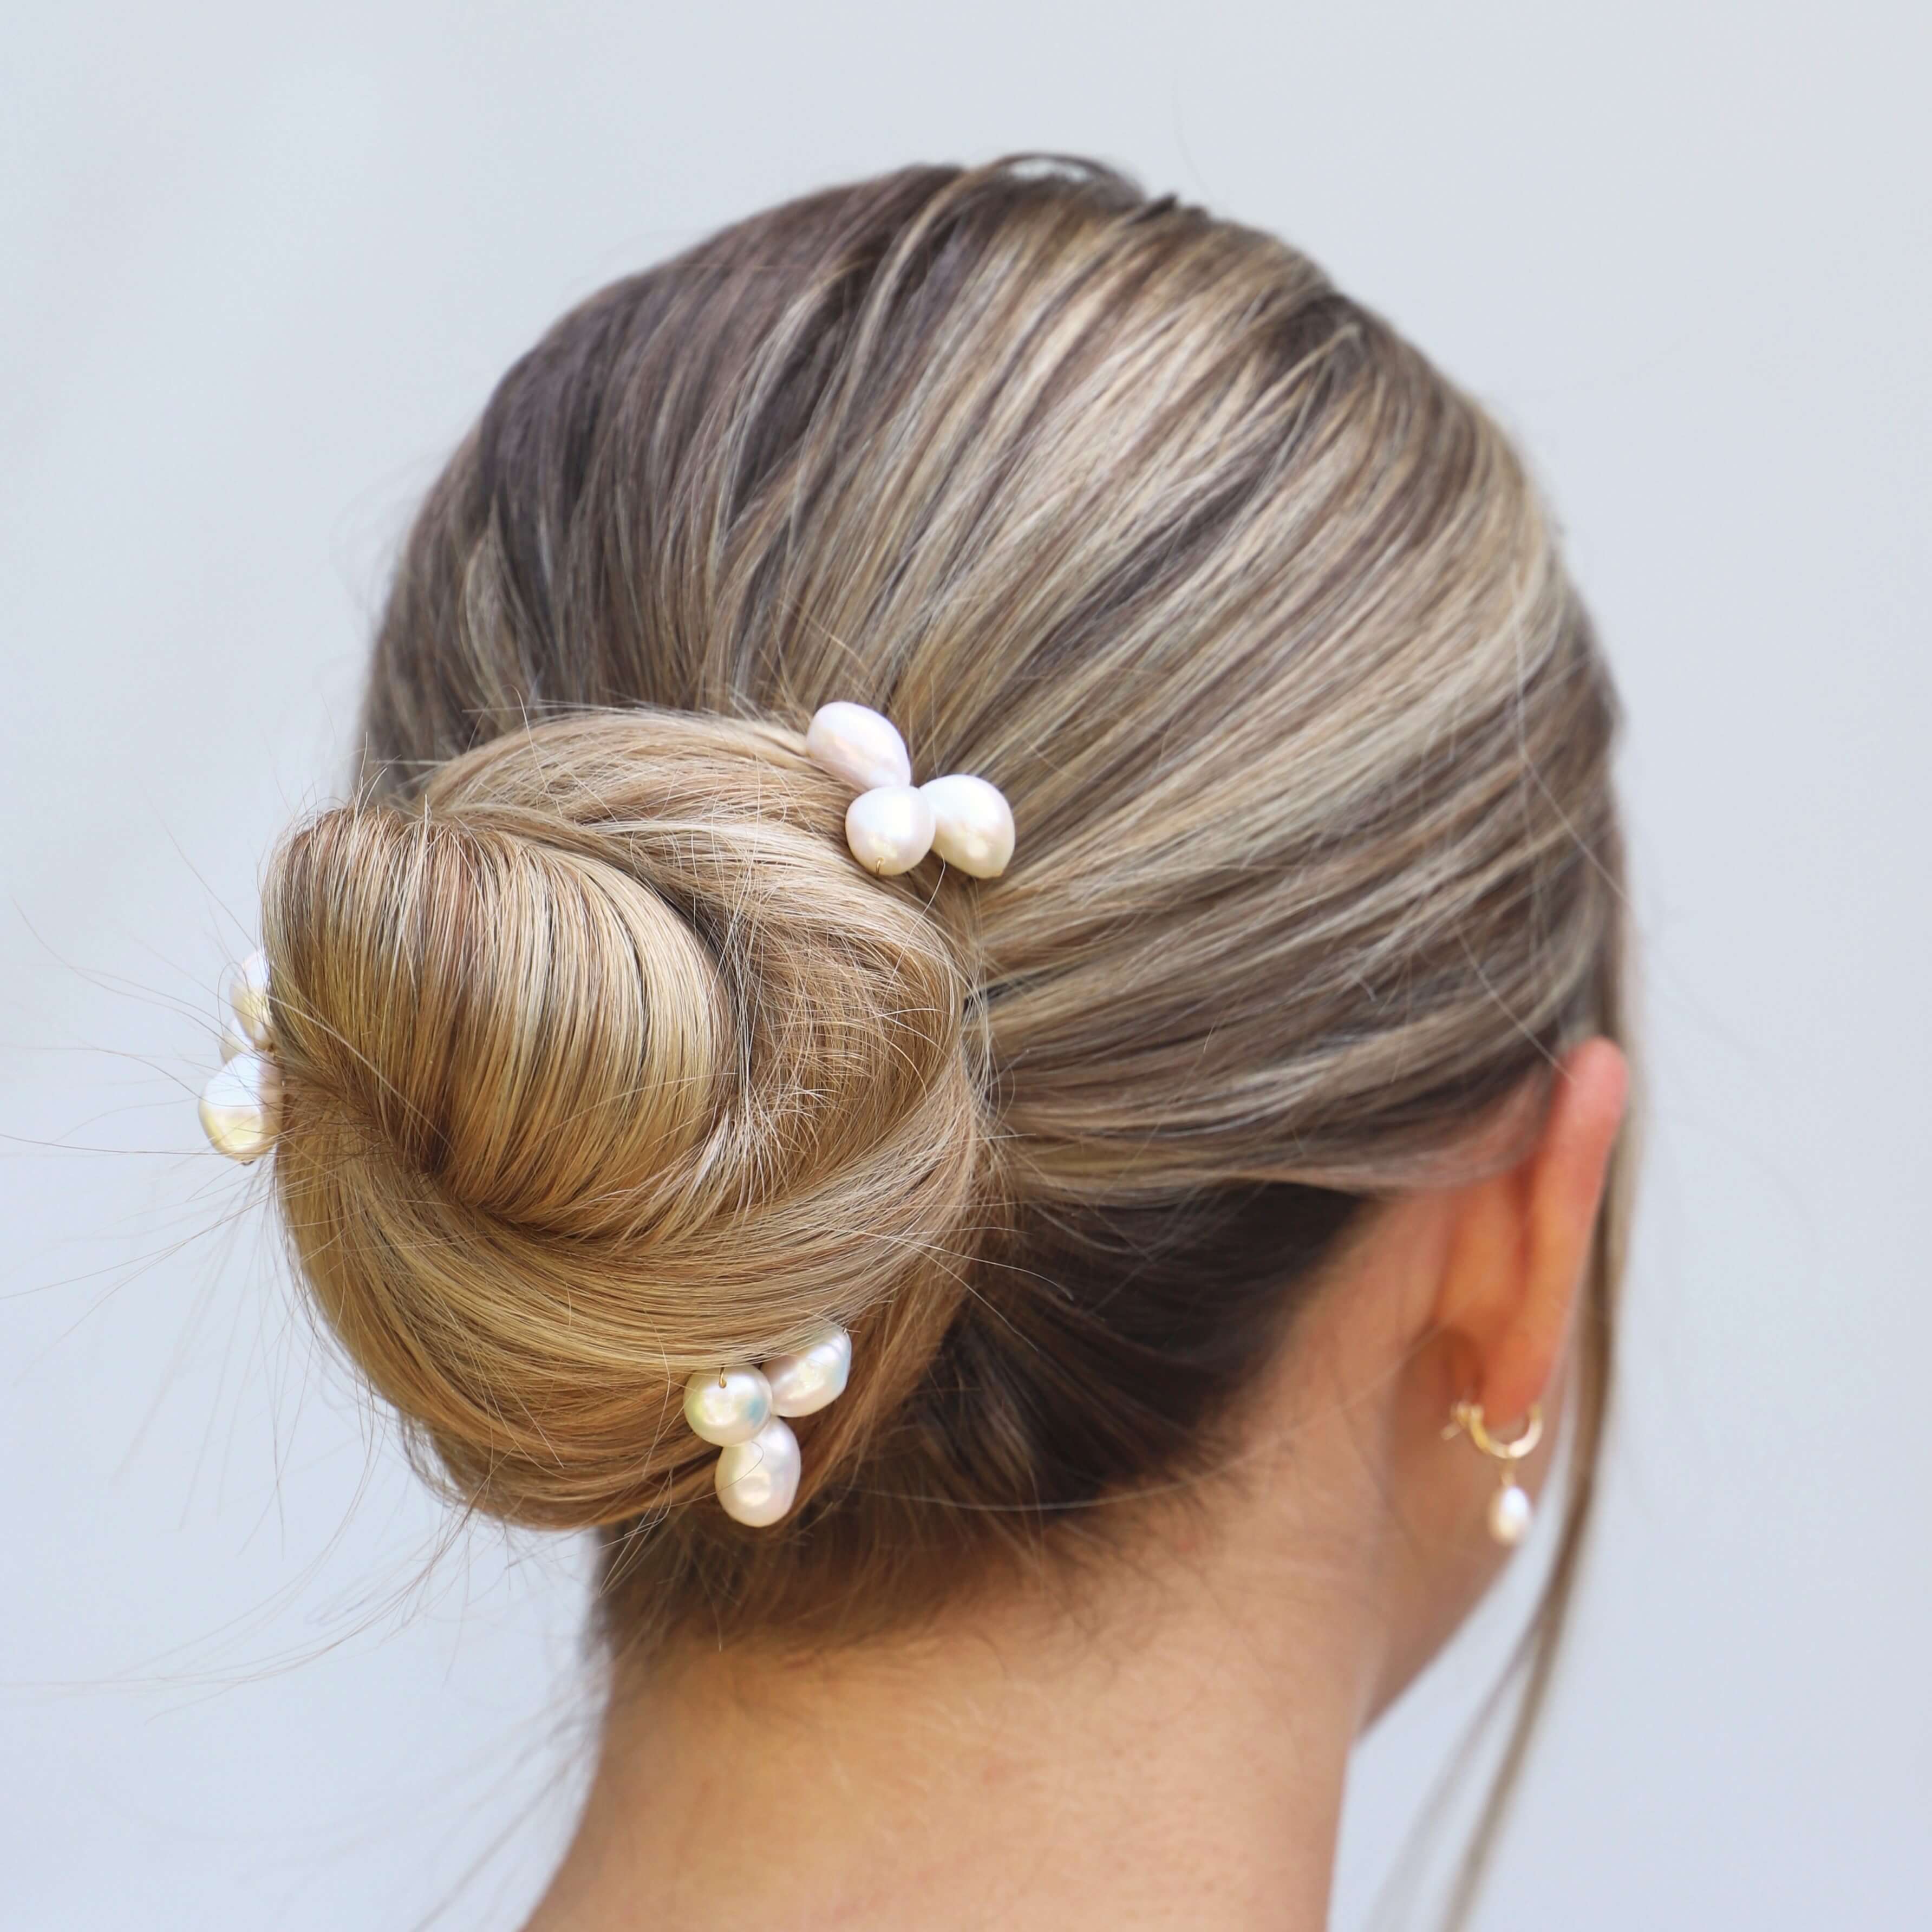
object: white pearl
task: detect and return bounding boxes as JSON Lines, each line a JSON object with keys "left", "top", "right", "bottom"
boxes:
{"left": 199, "top": 1050, "right": 282, "bottom": 1163}
{"left": 806, "top": 702, "right": 913, "bottom": 793}
{"left": 1489, "top": 1483, "right": 1533, "bottom": 1546}
{"left": 844, "top": 785, "right": 936, "bottom": 876}
{"left": 226, "top": 948, "right": 273, "bottom": 1050}
{"left": 762, "top": 1323, "right": 852, "bottom": 1418}
{"left": 682, "top": 1366, "right": 773, "bottom": 1447}
{"left": 921, "top": 773, "right": 1015, "bottom": 879}
{"left": 714, "top": 1417, "right": 802, "bottom": 1527}
{"left": 218, "top": 1013, "right": 254, "bottom": 1062}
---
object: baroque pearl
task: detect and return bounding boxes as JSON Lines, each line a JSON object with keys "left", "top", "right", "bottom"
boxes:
{"left": 921, "top": 773, "right": 1015, "bottom": 879}
{"left": 1489, "top": 1483, "right": 1533, "bottom": 1546}
{"left": 682, "top": 1366, "right": 774, "bottom": 1447}
{"left": 714, "top": 1417, "right": 802, "bottom": 1526}
{"left": 763, "top": 1323, "right": 852, "bottom": 1418}
{"left": 806, "top": 702, "right": 913, "bottom": 793}
{"left": 199, "top": 1050, "right": 282, "bottom": 1163}
{"left": 844, "top": 785, "right": 936, "bottom": 875}
{"left": 226, "top": 948, "right": 273, "bottom": 1050}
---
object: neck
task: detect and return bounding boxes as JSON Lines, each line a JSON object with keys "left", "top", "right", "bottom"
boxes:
{"left": 527, "top": 1490, "right": 1385, "bottom": 1932}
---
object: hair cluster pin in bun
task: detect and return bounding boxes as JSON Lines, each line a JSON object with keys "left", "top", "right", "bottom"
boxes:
{"left": 805, "top": 701, "right": 1015, "bottom": 879}
{"left": 199, "top": 948, "right": 282, "bottom": 1163}
{"left": 682, "top": 1324, "right": 853, "bottom": 1526}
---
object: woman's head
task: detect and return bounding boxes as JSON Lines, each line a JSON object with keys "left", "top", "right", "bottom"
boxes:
{"left": 256, "top": 160, "right": 1629, "bottom": 1694}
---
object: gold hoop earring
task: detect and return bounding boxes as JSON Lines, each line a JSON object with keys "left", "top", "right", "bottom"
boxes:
{"left": 1442, "top": 1399, "right": 1544, "bottom": 1545}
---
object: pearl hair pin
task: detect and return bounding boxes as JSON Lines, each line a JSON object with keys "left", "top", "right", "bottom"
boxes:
{"left": 200, "top": 948, "right": 283, "bottom": 1164}
{"left": 682, "top": 1321, "right": 853, "bottom": 1527}
{"left": 805, "top": 702, "right": 1015, "bottom": 879}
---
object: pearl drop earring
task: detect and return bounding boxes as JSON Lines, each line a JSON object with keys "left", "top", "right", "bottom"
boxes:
{"left": 1442, "top": 1398, "right": 1545, "bottom": 1545}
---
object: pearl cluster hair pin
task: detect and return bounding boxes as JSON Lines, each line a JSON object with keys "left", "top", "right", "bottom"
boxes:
{"left": 200, "top": 949, "right": 283, "bottom": 1164}
{"left": 682, "top": 1323, "right": 853, "bottom": 1526}
{"left": 805, "top": 702, "right": 1015, "bottom": 879}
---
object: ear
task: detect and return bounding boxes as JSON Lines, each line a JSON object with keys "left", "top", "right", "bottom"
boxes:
{"left": 1432, "top": 1037, "right": 1628, "bottom": 1427}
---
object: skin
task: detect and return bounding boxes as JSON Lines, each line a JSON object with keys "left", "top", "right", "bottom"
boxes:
{"left": 527, "top": 1039, "right": 1628, "bottom": 1931}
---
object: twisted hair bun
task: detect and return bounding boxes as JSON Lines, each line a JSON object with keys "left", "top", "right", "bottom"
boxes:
{"left": 264, "top": 710, "right": 985, "bottom": 1529}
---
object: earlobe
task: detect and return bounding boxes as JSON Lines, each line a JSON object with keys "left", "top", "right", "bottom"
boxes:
{"left": 1435, "top": 1037, "right": 1629, "bottom": 1428}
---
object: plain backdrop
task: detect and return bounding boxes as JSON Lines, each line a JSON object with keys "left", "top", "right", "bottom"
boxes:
{"left": 3, "top": 4, "right": 1927, "bottom": 1927}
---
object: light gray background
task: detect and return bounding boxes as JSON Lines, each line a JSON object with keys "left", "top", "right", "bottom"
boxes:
{"left": 3, "top": 4, "right": 1926, "bottom": 1927}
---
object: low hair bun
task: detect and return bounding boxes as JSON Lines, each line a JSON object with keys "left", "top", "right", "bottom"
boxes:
{"left": 262, "top": 709, "right": 987, "bottom": 1530}
{"left": 230, "top": 161, "right": 1633, "bottom": 1668}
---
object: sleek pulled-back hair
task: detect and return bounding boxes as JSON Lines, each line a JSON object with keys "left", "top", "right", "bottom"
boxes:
{"left": 260, "top": 158, "right": 1630, "bottom": 1905}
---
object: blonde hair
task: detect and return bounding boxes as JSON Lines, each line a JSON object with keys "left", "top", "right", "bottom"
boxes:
{"left": 260, "top": 159, "right": 1630, "bottom": 1906}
